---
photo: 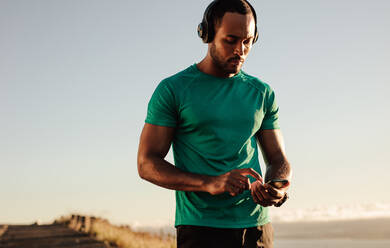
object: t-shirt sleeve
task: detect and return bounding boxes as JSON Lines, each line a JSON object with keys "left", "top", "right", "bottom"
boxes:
{"left": 145, "top": 80, "right": 178, "bottom": 127}
{"left": 260, "top": 87, "right": 280, "bottom": 130}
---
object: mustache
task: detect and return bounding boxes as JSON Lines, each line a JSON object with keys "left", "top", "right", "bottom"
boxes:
{"left": 228, "top": 56, "right": 244, "bottom": 62}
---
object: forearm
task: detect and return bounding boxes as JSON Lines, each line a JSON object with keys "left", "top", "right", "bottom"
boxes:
{"left": 138, "top": 156, "right": 211, "bottom": 192}
{"left": 264, "top": 154, "right": 292, "bottom": 183}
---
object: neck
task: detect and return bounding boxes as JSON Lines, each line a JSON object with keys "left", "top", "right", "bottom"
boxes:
{"left": 196, "top": 55, "right": 237, "bottom": 78}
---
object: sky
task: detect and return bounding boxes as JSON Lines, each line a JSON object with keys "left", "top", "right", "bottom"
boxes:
{"left": 1, "top": 0, "right": 389, "bottom": 226}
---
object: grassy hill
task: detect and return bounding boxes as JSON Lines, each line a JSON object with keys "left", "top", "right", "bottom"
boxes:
{"left": 55, "top": 215, "right": 175, "bottom": 248}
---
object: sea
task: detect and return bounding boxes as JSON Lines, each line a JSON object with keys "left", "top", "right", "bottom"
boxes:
{"left": 274, "top": 239, "right": 390, "bottom": 248}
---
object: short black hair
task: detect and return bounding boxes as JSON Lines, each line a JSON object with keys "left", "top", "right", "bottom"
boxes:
{"left": 210, "top": 0, "right": 254, "bottom": 28}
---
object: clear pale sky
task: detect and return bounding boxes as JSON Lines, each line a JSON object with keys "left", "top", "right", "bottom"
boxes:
{"left": 1, "top": 0, "right": 389, "bottom": 226}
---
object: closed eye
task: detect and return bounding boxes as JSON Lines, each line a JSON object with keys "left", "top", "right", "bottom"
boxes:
{"left": 225, "top": 38, "right": 237, "bottom": 44}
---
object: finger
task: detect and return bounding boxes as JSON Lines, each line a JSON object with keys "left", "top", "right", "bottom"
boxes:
{"left": 227, "top": 184, "right": 240, "bottom": 196}
{"left": 259, "top": 185, "right": 280, "bottom": 205}
{"left": 253, "top": 187, "right": 263, "bottom": 203}
{"left": 251, "top": 186, "right": 262, "bottom": 204}
{"left": 231, "top": 170, "right": 262, "bottom": 190}
{"left": 231, "top": 174, "right": 252, "bottom": 189}
{"left": 252, "top": 183, "right": 272, "bottom": 206}
{"left": 230, "top": 181, "right": 245, "bottom": 195}
{"left": 264, "top": 184, "right": 285, "bottom": 199}
{"left": 233, "top": 185, "right": 244, "bottom": 196}
{"left": 253, "top": 187, "right": 272, "bottom": 207}
{"left": 251, "top": 190, "right": 261, "bottom": 205}
{"left": 229, "top": 178, "right": 247, "bottom": 191}
{"left": 258, "top": 185, "right": 270, "bottom": 201}
{"left": 237, "top": 168, "right": 263, "bottom": 183}
{"left": 227, "top": 184, "right": 235, "bottom": 196}
{"left": 253, "top": 183, "right": 264, "bottom": 201}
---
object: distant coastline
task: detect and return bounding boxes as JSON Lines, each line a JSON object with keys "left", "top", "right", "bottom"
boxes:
{"left": 273, "top": 217, "right": 390, "bottom": 240}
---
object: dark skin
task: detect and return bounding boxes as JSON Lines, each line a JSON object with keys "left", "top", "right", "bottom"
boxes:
{"left": 138, "top": 12, "right": 292, "bottom": 206}
{"left": 197, "top": 12, "right": 256, "bottom": 78}
{"left": 251, "top": 129, "right": 291, "bottom": 207}
{"left": 137, "top": 124, "right": 262, "bottom": 197}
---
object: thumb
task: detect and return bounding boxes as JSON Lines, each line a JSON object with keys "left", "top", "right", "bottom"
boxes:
{"left": 238, "top": 168, "right": 263, "bottom": 183}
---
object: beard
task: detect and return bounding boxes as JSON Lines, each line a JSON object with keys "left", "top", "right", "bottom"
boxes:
{"left": 210, "top": 42, "right": 242, "bottom": 75}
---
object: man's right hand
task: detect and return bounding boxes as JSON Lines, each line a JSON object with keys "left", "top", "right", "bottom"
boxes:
{"left": 205, "top": 168, "right": 263, "bottom": 197}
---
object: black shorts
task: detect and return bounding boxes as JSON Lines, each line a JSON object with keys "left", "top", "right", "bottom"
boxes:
{"left": 176, "top": 222, "right": 274, "bottom": 248}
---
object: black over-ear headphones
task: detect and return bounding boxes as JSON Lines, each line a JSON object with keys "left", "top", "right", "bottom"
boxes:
{"left": 197, "top": 0, "right": 259, "bottom": 44}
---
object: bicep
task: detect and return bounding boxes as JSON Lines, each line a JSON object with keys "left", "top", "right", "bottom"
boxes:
{"left": 138, "top": 123, "right": 175, "bottom": 161}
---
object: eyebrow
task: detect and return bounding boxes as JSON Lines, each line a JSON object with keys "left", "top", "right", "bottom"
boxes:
{"left": 226, "top": 34, "right": 253, "bottom": 39}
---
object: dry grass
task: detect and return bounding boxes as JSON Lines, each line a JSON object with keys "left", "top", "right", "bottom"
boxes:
{"left": 91, "top": 219, "right": 175, "bottom": 248}
{"left": 55, "top": 215, "right": 176, "bottom": 248}
{"left": 0, "top": 225, "right": 8, "bottom": 237}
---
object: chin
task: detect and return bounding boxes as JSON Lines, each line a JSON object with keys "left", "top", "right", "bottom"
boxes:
{"left": 226, "top": 65, "right": 241, "bottom": 74}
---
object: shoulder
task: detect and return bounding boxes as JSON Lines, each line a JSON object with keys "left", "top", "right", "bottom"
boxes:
{"left": 238, "top": 71, "right": 274, "bottom": 94}
{"left": 158, "top": 65, "right": 198, "bottom": 90}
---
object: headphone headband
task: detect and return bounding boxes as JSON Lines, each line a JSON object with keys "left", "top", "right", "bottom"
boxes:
{"left": 197, "top": 0, "right": 259, "bottom": 44}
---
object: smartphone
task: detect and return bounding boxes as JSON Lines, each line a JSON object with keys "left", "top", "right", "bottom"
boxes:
{"left": 267, "top": 179, "right": 289, "bottom": 189}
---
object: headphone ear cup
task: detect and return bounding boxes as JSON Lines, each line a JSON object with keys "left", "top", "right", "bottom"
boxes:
{"left": 198, "top": 22, "right": 209, "bottom": 43}
{"left": 197, "top": 23, "right": 206, "bottom": 43}
{"left": 253, "top": 30, "right": 259, "bottom": 43}
{"left": 197, "top": 23, "right": 203, "bottom": 39}
{"left": 198, "top": 0, "right": 217, "bottom": 43}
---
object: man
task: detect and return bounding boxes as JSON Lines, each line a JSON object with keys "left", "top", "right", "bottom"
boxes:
{"left": 137, "top": 0, "right": 292, "bottom": 247}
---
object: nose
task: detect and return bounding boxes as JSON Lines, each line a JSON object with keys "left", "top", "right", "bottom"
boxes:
{"left": 234, "top": 42, "right": 245, "bottom": 56}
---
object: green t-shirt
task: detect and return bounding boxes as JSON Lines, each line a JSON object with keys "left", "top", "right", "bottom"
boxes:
{"left": 145, "top": 64, "right": 280, "bottom": 228}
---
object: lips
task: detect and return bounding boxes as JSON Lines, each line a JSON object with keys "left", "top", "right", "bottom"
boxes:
{"left": 229, "top": 57, "right": 244, "bottom": 65}
{"left": 229, "top": 59, "right": 243, "bottom": 65}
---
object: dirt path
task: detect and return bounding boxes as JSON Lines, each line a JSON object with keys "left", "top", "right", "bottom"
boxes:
{"left": 0, "top": 224, "right": 112, "bottom": 248}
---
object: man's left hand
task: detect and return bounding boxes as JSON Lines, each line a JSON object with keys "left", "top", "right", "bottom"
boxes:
{"left": 250, "top": 180, "right": 288, "bottom": 207}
